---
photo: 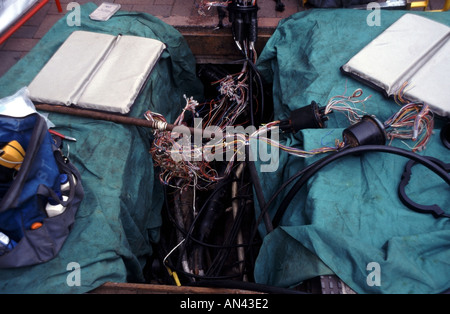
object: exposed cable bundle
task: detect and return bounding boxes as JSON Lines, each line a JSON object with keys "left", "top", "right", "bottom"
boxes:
{"left": 144, "top": 3, "right": 441, "bottom": 289}
{"left": 150, "top": 2, "right": 266, "bottom": 284}
{"left": 323, "top": 85, "right": 434, "bottom": 152}
{"left": 384, "top": 82, "right": 435, "bottom": 152}
{"left": 324, "top": 88, "right": 371, "bottom": 124}
{"left": 146, "top": 90, "right": 436, "bottom": 191}
{"left": 146, "top": 66, "right": 251, "bottom": 190}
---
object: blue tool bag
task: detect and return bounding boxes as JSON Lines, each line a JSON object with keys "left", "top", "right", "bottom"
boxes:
{"left": 0, "top": 112, "right": 83, "bottom": 268}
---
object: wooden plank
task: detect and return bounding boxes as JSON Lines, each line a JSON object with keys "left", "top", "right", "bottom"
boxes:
{"left": 176, "top": 25, "right": 273, "bottom": 64}
{"left": 88, "top": 282, "right": 265, "bottom": 294}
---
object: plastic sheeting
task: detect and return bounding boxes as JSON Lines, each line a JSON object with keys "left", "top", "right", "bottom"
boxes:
{"left": 28, "top": 31, "right": 167, "bottom": 114}
{"left": 0, "top": 0, "right": 38, "bottom": 35}
{"left": 341, "top": 13, "right": 450, "bottom": 118}
{"left": 0, "top": 2, "right": 203, "bottom": 293}
{"left": 253, "top": 9, "right": 450, "bottom": 294}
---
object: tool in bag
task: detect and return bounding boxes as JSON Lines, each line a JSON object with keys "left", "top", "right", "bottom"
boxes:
{"left": 0, "top": 89, "right": 84, "bottom": 268}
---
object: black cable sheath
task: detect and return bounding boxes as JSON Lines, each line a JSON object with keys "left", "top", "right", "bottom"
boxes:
{"left": 248, "top": 160, "right": 317, "bottom": 246}
{"left": 398, "top": 157, "right": 450, "bottom": 218}
{"left": 164, "top": 177, "right": 236, "bottom": 249}
{"left": 272, "top": 145, "right": 450, "bottom": 228}
{"left": 249, "top": 49, "right": 255, "bottom": 127}
{"left": 245, "top": 145, "right": 273, "bottom": 233}
{"left": 247, "top": 58, "right": 265, "bottom": 124}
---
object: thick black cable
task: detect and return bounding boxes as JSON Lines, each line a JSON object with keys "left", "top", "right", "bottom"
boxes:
{"left": 398, "top": 157, "right": 450, "bottom": 218}
{"left": 247, "top": 160, "right": 318, "bottom": 248}
{"left": 273, "top": 145, "right": 450, "bottom": 228}
{"left": 164, "top": 177, "right": 234, "bottom": 249}
{"left": 206, "top": 174, "right": 249, "bottom": 277}
{"left": 442, "top": 121, "right": 450, "bottom": 150}
{"left": 245, "top": 144, "right": 273, "bottom": 233}
{"left": 256, "top": 66, "right": 265, "bottom": 123}
{"left": 248, "top": 49, "right": 255, "bottom": 127}
{"left": 162, "top": 166, "right": 260, "bottom": 282}
{"left": 247, "top": 57, "right": 265, "bottom": 124}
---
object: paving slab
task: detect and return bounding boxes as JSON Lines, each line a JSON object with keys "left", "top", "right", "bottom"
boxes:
{"left": 0, "top": 0, "right": 446, "bottom": 76}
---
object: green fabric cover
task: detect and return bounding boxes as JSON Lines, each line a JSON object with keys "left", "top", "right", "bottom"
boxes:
{"left": 253, "top": 9, "right": 450, "bottom": 294}
{"left": 0, "top": 3, "right": 203, "bottom": 293}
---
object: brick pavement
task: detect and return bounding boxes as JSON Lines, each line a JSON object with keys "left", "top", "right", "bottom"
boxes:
{"left": 0, "top": 0, "right": 302, "bottom": 77}
{"left": 0, "top": 0, "right": 446, "bottom": 77}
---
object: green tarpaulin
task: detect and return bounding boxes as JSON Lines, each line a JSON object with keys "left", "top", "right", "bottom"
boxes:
{"left": 253, "top": 9, "right": 449, "bottom": 294}
{"left": 0, "top": 3, "right": 448, "bottom": 295}
{"left": 0, "top": 2, "right": 203, "bottom": 293}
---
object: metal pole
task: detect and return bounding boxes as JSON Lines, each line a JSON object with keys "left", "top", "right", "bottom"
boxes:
{"left": 35, "top": 104, "right": 217, "bottom": 138}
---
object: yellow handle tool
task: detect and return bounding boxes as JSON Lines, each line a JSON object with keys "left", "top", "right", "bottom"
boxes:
{"left": 0, "top": 140, "right": 25, "bottom": 171}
